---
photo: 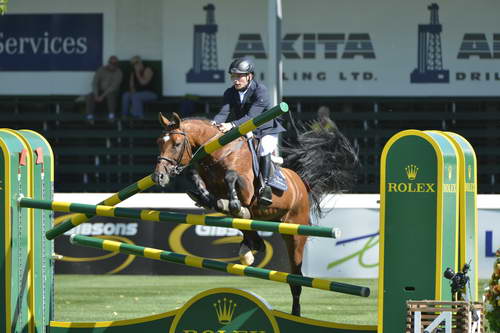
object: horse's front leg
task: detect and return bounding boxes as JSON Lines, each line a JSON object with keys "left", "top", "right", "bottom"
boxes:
{"left": 215, "top": 170, "right": 252, "bottom": 219}
{"left": 224, "top": 170, "right": 241, "bottom": 215}
{"left": 186, "top": 168, "right": 216, "bottom": 209}
{"left": 239, "top": 230, "right": 265, "bottom": 266}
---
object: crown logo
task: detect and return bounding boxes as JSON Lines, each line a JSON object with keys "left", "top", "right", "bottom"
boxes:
{"left": 213, "top": 298, "right": 237, "bottom": 324}
{"left": 405, "top": 164, "right": 418, "bottom": 181}
{"left": 447, "top": 165, "right": 452, "bottom": 180}
{"left": 468, "top": 165, "right": 472, "bottom": 180}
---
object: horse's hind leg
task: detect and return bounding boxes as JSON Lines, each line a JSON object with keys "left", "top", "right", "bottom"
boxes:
{"left": 283, "top": 234, "right": 307, "bottom": 316}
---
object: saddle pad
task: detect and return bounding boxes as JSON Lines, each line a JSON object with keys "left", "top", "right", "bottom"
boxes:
{"left": 248, "top": 139, "right": 288, "bottom": 192}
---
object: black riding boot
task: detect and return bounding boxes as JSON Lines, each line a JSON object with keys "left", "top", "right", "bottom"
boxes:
{"left": 258, "top": 154, "right": 273, "bottom": 207}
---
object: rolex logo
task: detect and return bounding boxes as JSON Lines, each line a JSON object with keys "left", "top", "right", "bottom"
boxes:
{"left": 213, "top": 298, "right": 237, "bottom": 324}
{"left": 468, "top": 165, "right": 472, "bottom": 180}
{"left": 447, "top": 165, "right": 452, "bottom": 180}
{"left": 405, "top": 164, "right": 418, "bottom": 181}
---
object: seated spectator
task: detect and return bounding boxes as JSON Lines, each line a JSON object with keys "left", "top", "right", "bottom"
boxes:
{"left": 311, "top": 105, "right": 338, "bottom": 132}
{"left": 85, "top": 55, "right": 123, "bottom": 123}
{"left": 121, "top": 56, "right": 158, "bottom": 119}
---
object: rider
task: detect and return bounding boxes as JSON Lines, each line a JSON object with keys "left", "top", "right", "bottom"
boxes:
{"left": 213, "top": 57, "right": 285, "bottom": 207}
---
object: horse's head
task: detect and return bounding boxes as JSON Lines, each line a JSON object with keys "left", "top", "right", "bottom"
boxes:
{"left": 154, "top": 112, "right": 193, "bottom": 187}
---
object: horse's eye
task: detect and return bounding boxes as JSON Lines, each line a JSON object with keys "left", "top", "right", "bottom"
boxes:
{"left": 174, "top": 142, "right": 182, "bottom": 148}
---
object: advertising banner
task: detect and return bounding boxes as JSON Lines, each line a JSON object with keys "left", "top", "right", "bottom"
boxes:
{"left": 54, "top": 209, "right": 290, "bottom": 275}
{"left": 163, "top": 0, "right": 500, "bottom": 96}
{"left": 303, "top": 208, "right": 499, "bottom": 279}
{"left": 0, "top": 14, "right": 102, "bottom": 71}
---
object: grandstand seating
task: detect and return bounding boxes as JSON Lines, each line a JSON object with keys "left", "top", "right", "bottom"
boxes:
{"left": 0, "top": 95, "right": 498, "bottom": 193}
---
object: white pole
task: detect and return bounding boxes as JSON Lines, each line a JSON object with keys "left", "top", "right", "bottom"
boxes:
{"left": 267, "top": 0, "right": 282, "bottom": 106}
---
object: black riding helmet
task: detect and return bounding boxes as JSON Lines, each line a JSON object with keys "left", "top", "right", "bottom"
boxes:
{"left": 228, "top": 57, "right": 255, "bottom": 74}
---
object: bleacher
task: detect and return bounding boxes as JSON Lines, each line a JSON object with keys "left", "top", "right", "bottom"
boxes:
{"left": 0, "top": 95, "right": 499, "bottom": 193}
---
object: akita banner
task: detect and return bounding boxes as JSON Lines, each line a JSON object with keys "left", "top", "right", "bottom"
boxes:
{"left": 162, "top": 0, "right": 500, "bottom": 96}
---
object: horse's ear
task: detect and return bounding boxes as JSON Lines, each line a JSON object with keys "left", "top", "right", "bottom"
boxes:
{"left": 172, "top": 112, "right": 182, "bottom": 128}
{"left": 158, "top": 112, "right": 170, "bottom": 129}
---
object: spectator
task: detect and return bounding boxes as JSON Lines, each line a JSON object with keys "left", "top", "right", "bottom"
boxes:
{"left": 85, "top": 55, "right": 123, "bottom": 123}
{"left": 121, "top": 56, "right": 158, "bottom": 119}
{"left": 311, "top": 105, "right": 338, "bottom": 132}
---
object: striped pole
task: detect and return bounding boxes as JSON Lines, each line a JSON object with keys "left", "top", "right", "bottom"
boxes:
{"left": 21, "top": 198, "right": 341, "bottom": 239}
{"left": 70, "top": 234, "right": 369, "bottom": 297}
{"left": 44, "top": 103, "right": 289, "bottom": 240}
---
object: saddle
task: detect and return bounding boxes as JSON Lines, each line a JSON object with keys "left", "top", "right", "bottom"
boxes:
{"left": 247, "top": 137, "right": 288, "bottom": 192}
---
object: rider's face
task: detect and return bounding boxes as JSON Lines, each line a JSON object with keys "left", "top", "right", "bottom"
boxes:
{"left": 231, "top": 73, "right": 252, "bottom": 91}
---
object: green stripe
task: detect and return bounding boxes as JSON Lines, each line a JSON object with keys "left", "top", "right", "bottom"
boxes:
{"left": 243, "top": 266, "right": 271, "bottom": 280}
{"left": 203, "top": 259, "right": 229, "bottom": 272}
{"left": 287, "top": 274, "right": 313, "bottom": 288}
{"left": 161, "top": 252, "right": 185, "bottom": 265}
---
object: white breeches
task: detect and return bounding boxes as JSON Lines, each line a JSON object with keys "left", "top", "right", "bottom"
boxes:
{"left": 258, "top": 134, "right": 279, "bottom": 156}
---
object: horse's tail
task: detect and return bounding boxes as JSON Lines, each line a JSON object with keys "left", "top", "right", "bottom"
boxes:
{"left": 282, "top": 121, "right": 360, "bottom": 218}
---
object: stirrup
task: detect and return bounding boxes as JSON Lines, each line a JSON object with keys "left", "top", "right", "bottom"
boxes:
{"left": 258, "top": 185, "right": 272, "bottom": 207}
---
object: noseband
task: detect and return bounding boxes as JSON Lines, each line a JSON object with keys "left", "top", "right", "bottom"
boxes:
{"left": 157, "top": 130, "right": 191, "bottom": 176}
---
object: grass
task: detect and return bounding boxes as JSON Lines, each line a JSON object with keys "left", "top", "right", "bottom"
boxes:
{"left": 54, "top": 275, "right": 492, "bottom": 332}
{"left": 54, "top": 275, "right": 378, "bottom": 324}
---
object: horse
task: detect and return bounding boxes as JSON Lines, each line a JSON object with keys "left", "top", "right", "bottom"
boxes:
{"left": 153, "top": 112, "right": 359, "bottom": 316}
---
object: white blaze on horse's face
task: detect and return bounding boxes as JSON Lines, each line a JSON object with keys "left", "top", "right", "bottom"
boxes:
{"left": 162, "top": 135, "right": 170, "bottom": 142}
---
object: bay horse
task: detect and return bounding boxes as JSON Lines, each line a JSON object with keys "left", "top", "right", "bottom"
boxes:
{"left": 153, "top": 112, "right": 359, "bottom": 316}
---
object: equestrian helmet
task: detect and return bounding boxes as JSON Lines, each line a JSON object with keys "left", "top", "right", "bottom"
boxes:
{"left": 228, "top": 57, "right": 255, "bottom": 74}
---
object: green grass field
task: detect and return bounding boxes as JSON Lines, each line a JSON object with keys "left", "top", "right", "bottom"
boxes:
{"left": 54, "top": 275, "right": 492, "bottom": 331}
{"left": 54, "top": 275, "right": 378, "bottom": 324}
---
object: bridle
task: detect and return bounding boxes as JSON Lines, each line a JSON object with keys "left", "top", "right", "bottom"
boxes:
{"left": 157, "top": 130, "right": 192, "bottom": 176}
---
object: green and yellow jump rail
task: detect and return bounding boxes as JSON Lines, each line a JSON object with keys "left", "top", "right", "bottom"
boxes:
{"left": 21, "top": 198, "right": 341, "bottom": 239}
{"left": 70, "top": 234, "right": 369, "bottom": 297}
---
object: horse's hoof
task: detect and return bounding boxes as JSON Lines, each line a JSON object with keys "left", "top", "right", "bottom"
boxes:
{"left": 229, "top": 200, "right": 241, "bottom": 215}
{"left": 216, "top": 199, "right": 229, "bottom": 212}
{"left": 239, "top": 244, "right": 254, "bottom": 266}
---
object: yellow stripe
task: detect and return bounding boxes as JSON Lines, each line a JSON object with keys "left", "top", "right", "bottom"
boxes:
{"left": 204, "top": 140, "right": 223, "bottom": 155}
{"left": 268, "top": 270, "right": 288, "bottom": 283}
{"left": 137, "top": 175, "right": 156, "bottom": 190}
{"left": 103, "top": 194, "right": 120, "bottom": 206}
{"left": 311, "top": 279, "right": 331, "bottom": 291}
{"left": 186, "top": 214, "right": 206, "bottom": 225}
{"left": 95, "top": 205, "right": 115, "bottom": 217}
{"left": 238, "top": 121, "right": 257, "bottom": 135}
{"left": 227, "top": 264, "right": 246, "bottom": 276}
{"left": 52, "top": 201, "right": 71, "bottom": 212}
{"left": 140, "top": 210, "right": 160, "bottom": 221}
{"left": 143, "top": 248, "right": 162, "bottom": 260}
{"left": 185, "top": 256, "right": 204, "bottom": 268}
{"left": 232, "top": 218, "right": 251, "bottom": 231}
{"left": 102, "top": 240, "right": 121, "bottom": 252}
{"left": 278, "top": 223, "right": 299, "bottom": 235}
{"left": 70, "top": 214, "right": 89, "bottom": 226}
